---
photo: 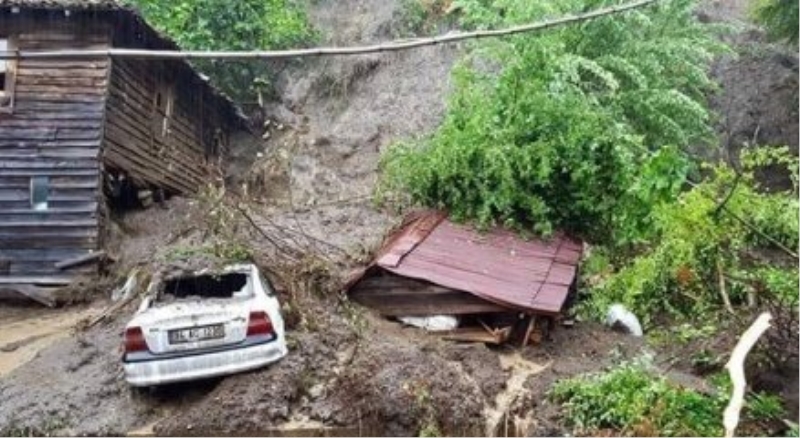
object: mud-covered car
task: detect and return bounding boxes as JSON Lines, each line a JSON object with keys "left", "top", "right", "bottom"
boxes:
{"left": 122, "top": 264, "right": 287, "bottom": 387}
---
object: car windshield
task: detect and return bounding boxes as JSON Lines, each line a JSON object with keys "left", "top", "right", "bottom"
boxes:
{"left": 158, "top": 272, "right": 252, "bottom": 302}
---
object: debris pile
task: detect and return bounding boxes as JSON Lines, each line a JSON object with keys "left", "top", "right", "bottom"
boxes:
{"left": 345, "top": 211, "right": 583, "bottom": 345}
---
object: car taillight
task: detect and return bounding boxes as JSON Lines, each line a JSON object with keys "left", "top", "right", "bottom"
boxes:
{"left": 124, "top": 327, "right": 148, "bottom": 353}
{"left": 247, "top": 311, "right": 273, "bottom": 337}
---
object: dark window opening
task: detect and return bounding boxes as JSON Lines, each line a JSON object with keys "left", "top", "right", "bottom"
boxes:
{"left": 0, "top": 39, "right": 7, "bottom": 92}
{"left": 104, "top": 170, "right": 172, "bottom": 213}
{"left": 0, "top": 37, "right": 16, "bottom": 109}
{"left": 161, "top": 273, "right": 249, "bottom": 300}
{"left": 30, "top": 176, "right": 49, "bottom": 211}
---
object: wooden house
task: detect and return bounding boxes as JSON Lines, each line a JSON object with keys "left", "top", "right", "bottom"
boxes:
{"left": 0, "top": 0, "right": 248, "bottom": 293}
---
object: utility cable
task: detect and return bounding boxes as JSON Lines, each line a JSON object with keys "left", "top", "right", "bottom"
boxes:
{"left": 0, "top": 0, "right": 660, "bottom": 61}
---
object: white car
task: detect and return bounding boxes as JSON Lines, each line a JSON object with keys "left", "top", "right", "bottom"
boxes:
{"left": 122, "top": 264, "right": 288, "bottom": 387}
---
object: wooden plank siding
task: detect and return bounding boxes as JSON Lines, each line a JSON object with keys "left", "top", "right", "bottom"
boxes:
{"left": 0, "top": 10, "right": 242, "bottom": 288}
{"left": 0, "top": 23, "right": 108, "bottom": 280}
{"left": 103, "top": 58, "right": 227, "bottom": 194}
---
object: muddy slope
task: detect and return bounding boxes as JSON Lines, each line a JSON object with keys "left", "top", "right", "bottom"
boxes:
{"left": 226, "top": 0, "right": 460, "bottom": 254}
{"left": 700, "top": 0, "right": 798, "bottom": 163}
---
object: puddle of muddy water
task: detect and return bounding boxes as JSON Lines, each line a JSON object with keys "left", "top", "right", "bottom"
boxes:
{"left": 0, "top": 305, "right": 100, "bottom": 376}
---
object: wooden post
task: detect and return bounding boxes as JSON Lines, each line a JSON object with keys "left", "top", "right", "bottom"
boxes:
{"left": 521, "top": 314, "right": 536, "bottom": 348}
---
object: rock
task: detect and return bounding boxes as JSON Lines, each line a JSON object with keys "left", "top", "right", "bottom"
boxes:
{"left": 606, "top": 304, "right": 643, "bottom": 337}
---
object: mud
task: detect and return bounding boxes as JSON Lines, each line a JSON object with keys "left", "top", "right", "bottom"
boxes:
{"left": 226, "top": 0, "right": 460, "bottom": 261}
{"left": 0, "top": 304, "right": 100, "bottom": 376}
{"left": 698, "top": 0, "right": 798, "bottom": 189}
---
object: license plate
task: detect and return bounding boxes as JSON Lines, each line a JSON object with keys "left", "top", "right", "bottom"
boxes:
{"left": 168, "top": 324, "right": 225, "bottom": 344}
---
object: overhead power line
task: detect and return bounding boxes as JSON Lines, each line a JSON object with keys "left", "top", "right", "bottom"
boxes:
{"left": 0, "top": 0, "right": 659, "bottom": 61}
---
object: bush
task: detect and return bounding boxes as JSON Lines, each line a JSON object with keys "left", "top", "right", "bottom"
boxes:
{"left": 750, "top": 0, "right": 799, "bottom": 46}
{"left": 379, "top": 0, "right": 727, "bottom": 244}
{"left": 580, "top": 148, "right": 798, "bottom": 326}
{"left": 550, "top": 358, "right": 786, "bottom": 436}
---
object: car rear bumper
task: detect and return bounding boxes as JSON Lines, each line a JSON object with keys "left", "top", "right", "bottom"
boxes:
{"left": 123, "top": 337, "right": 287, "bottom": 387}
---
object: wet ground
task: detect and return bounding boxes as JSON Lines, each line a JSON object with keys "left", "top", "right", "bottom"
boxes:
{"left": 0, "top": 303, "right": 100, "bottom": 377}
{"left": 0, "top": 291, "right": 644, "bottom": 437}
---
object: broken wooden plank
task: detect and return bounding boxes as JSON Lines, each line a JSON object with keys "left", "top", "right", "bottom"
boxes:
{"left": 0, "top": 276, "right": 72, "bottom": 285}
{"left": 439, "top": 326, "right": 512, "bottom": 344}
{"left": 55, "top": 250, "right": 106, "bottom": 270}
{"left": 521, "top": 315, "right": 537, "bottom": 347}
{"left": 0, "top": 284, "right": 56, "bottom": 307}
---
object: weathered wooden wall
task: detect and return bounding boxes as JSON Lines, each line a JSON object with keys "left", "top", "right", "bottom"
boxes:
{"left": 349, "top": 273, "right": 509, "bottom": 316}
{"left": 103, "top": 57, "right": 230, "bottom": 194}
{"left": 0, "top": 9, "right": 242, "bottom": 287}
{"left": 0, "top": 17, "right": 109, "bottom": 283}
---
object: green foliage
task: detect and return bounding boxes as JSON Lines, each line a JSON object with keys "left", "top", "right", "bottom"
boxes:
{"left": 550, "top": 358, "right": 725, "bottom": 436}
{"left": 551, "top": 359, "right": 786, "bottom": 436}
{"left": 580, "top": 148, "right": 799, "bottom": 325}
{"left": 126, "top": 0, "right": 316, "bottom": 100}
{"left": 750, "top": 0, "right": 799, "bottom": 45}
{"left": 379, "top": 0, "right": 727, "bottom": 244}
{"left": 395, "top": 0, "right": 456, "bottom": 37}
{"left": 748, "top": 392, "right": 786, "bottom": 421}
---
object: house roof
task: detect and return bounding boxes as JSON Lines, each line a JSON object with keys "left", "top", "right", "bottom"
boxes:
{"left": 352, "top": 211, "right": 583, "bottom": 315}
{"left": 0, "top": 0, "right": 248, "bottom": 125}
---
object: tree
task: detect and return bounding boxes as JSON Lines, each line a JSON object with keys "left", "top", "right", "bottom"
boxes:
{"left": 126, "top": 0, "right": 316, "bottom": 101}
{"left": 379, "top": 0, "right": 727, "bottom": 245}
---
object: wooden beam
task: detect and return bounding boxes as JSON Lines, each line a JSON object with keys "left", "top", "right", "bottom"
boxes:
{"left": 440, "top": 326, "right": 512, "bottom": 344}
{"left": 55, "top": 250, "right": 106, "bottom": 270}
{"left": 0, "top": 276, "right": 72, "bottom": 285}
{"left": 0, "top": 284, "right": 56, "bottom": 307}
{"left": 521, "top": 315, "right": 537, "bottom": 348}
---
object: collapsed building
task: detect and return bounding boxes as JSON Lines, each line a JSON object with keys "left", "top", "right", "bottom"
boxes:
{"left": 346, "top": 211, "right": 584, "bottom": 344}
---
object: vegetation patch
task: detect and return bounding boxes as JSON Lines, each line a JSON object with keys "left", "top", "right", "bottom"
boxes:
{"left": 579, "top": 148, "right": 798, "bottom": 374}
{"left": 379, "top": 0, "right": 728, "bottom": 244}
{"left": 750, "top": 0, "right": 799, "bottom": 46}
{"left": 550, "top": 358, "right": 786, "bottom": 436}
{"left": 126, "top": 0, "right": 317, "bottom": 100}
{"left": 394, "top": 0, "right": 457, "bottom": 37}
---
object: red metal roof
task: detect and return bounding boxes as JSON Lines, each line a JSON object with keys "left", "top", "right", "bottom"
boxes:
{"left": 369, "top": 211, "right": 583, "bottom": 315}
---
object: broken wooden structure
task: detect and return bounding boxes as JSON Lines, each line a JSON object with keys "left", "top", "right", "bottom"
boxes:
{"left": 0, "top": 0, "right": 248, "bottom": 297}
{"left": 346, "top": 211, "right": 583, "bottom": 345}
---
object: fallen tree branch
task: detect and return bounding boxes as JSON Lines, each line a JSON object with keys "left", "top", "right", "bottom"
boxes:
{"left": 723, "top": 312, "right": 772, "bottom": 438}
{"left": 716, "top": 256, "right": 735, "bottom": 314}
{"left": 234, "top": 204, "right": 302, "bottom": 261}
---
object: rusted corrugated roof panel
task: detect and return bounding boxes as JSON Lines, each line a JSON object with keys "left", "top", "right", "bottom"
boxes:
{"left": 371, "top": 211, "right": 583, "bottom": 315}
